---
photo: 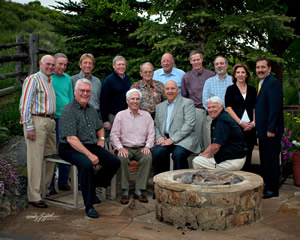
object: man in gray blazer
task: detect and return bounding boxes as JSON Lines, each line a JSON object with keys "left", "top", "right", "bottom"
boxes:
{"left": 152, "top": 80, "right": 201, "bottom": 176}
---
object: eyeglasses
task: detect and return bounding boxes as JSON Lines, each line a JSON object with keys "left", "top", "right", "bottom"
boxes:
{"left": 142, "top": 71, "right": 153, "bottom": 74}
{"left": 78, "top": 89, "right": 91, "bottom": 94}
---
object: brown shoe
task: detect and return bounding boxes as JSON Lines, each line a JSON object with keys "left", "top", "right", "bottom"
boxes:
{"left": 120, "top": 195, "right": 129, "bottom": 205}
{"left": 29, "top": 200, "right": 48, "bottom": 208}
{"left": 133, "top": 193, "right": 148, "bottom": 203}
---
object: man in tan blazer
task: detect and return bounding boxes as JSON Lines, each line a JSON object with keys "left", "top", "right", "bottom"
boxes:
{"left": 152, "top": 80, "right": 201, "bottom": 176}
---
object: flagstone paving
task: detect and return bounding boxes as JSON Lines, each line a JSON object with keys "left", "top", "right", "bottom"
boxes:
{"left": 0, "top": 177, "right": 300, "bottom": 240}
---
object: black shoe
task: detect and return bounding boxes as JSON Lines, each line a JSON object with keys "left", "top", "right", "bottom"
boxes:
{"left": 46, "top": 188, "right": 57, "bottom": 197}
{"left": 263, "top": 190, "right": 279, "bottom": 199}
{"left": 58, "top": 185, "right": 71, "bottom": 191}
{"left": 29, "top": 200, "right": 48, "bottom": 208}
{"left": 94, "top": 195, "right": 101, "bottom": 204}
{"left": 85, "top": 207, "right": 99, "bottom": 218}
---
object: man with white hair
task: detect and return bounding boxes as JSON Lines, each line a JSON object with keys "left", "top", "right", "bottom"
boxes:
{"left": 58, "top": 78, "right": 120, "bottom": 218}
{"left": 193, "top": 96, "right": 247, "bottom": 171}
{"left": 20, "top": 55, "right": 56, "bottom": 208}
{"left": 110, "top": 89, "right": 154, "bottom": 205}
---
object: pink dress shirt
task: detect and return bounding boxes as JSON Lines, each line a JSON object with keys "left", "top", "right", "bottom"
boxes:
{"left": 110, "top": 108, "right": 155, "bottom": 150}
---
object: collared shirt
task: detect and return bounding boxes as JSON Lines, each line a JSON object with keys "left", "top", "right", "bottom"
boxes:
{"left": 202, "top": 74, "right": 233, "bottom": 109}
{"left": 52, "top": 72, "right": 74, "bottom": 118}
{"left": 165, "top": 98, "right": 177, "bottom": 134}
{"left": 71, "top": 71, "right": 101, "bottom": 111}
{"left": 130, "top": 80, "right": 166, "bottom": 115}
{"left": 59, "top": 99, "right": 102, "bottom": 144}
{"left": 153, "top": 67, "right": 185, "bottom": 94}
{"left": 181, "top": 68, "right": 215, "bottom": 106}
{"left": 211, "top": 110, "right": 247, "bottom": 163}
{"left": 110, "top": 108, "right": 155, "bottom": 150}
{"left": 20, "top": 71, "right": 56, "bottom": 130}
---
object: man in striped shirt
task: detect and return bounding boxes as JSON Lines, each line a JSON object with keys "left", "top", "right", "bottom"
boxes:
{"left": 20, "top": 55, "right": 57, "bottom": 208}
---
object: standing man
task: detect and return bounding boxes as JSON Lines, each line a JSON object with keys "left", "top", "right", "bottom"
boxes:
{"left": 100, "top": 56, "right": 131, "bottom": 131}
{"left": 110, "top": 89, "right": 155, "bottom": 205}
{"left": 255, "top": 57, "right": 284, "bottom": 199}
{"left": 152, "top": 80, "right": 201, "bottom": 176}
{"left": 58, "top": 78, "right": 120, "bottom": 218}
{"left": 181, "top": 50, "right": 215, "bottom": 149}
{"left": 48, "top": 53, "right": 74, "bottom": 195}
{"left": 153, "top": 53, "right": 185, "bottom": 94}
{"left": 131, "top": 62, "right": 165, "bottom": 119}
{"left": 202, "top": 56, "right": 232, "bottom": 109}
{"left": 71, "top": 53, "right": 101, "bottom": 117}
{"left": 20, "top": 55, "right": 57, "bottom": 208}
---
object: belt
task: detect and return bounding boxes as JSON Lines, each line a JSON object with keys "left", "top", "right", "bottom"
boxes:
{"left": 32, "top": 113, "right": 55, "bottom": 119}
{"left": 195, "top": 105, "right": 204, "bottom": 109}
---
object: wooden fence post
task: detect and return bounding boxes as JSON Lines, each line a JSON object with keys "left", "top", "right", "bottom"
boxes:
{"left": 29, "top": 34, "right": 39, "bottom": 74}
{"left": 15, "top": 35, "right": 26, "bottom": 84}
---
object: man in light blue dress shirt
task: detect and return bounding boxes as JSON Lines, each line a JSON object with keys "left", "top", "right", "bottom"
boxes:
{"left": 202, "top": 56, "right": 232, "bottom": 110}
{"left": 153, "top": 53, "right": 185, "bottom": 94}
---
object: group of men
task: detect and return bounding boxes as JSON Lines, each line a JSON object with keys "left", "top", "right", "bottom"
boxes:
{"left": 19, "top": 50, "right": 283, "bottom": 218}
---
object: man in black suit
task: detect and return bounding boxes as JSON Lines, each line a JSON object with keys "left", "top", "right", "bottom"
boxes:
{"left": 255, "top": 57, "right": 284, "bottom": 199}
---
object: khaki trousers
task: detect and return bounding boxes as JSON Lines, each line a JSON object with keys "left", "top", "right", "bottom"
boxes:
{"left": 24, "top": 116, "right": 56, "bottom": 201}
{"left": 118, "top": 147, "right": 152, "bottom": 190}
{"left": 193, "top": 155, "right": 246, "bottom": 171}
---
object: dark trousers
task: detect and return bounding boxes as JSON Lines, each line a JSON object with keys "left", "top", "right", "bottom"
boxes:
{"left": 50, "top": 118, "right": 70, "bottom": 189}
{"left": 152, "top": 144, "right": 191, "bottom": 176}
{"left": 58, "top": 143, "right": 120, "bottom": 208}
{"left": 258, "top": 137, "right": 281, "bottom": 192}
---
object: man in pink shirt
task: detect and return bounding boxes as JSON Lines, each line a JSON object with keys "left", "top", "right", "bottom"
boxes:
{"left": 110, "top": 89, "right": 155, "bottom": 205}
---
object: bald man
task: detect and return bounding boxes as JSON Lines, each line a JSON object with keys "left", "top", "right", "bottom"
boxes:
{"left": 153, "top": 53, "right": 185, "bottom": 94}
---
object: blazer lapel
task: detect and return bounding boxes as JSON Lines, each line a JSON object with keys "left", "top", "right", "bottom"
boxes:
{"left": 169, "top": 96, "right": 181, "bottom": 127}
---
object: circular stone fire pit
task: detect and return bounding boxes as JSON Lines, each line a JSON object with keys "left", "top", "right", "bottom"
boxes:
{"left": 154, "top": 169, "right": 263, "bottom": 230}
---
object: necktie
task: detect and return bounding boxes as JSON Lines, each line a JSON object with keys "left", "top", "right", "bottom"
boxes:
{"left": 257, "top": 81, "right": 262, "bottom": 95}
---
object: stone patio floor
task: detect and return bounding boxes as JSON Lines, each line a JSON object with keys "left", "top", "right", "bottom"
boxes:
{"left": 0, "top": 176, "right": 300, "bottom": 240}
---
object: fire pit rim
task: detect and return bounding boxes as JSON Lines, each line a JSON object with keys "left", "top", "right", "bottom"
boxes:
{"left": 154, "top": 169, "right": 263, "bottom": 193}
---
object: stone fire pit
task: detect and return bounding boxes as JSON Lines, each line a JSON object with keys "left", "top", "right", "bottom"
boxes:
{"left": 154, "top": 169, "right": 263, "bottom": 230}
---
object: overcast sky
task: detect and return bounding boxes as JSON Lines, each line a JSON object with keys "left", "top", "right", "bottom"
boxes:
{"left": 12, "top": 0, "right": 71, "bottom": 8}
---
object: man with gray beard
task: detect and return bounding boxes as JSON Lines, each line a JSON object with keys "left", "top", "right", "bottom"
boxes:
{"left": 202, "top": 56, "right": 232, "bottom": 110}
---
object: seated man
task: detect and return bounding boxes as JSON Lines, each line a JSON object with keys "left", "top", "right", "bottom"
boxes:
{"left": 152, "top": 80, "right": 201, "bottom": 176}
{"left": 58, "top": 78, "right": 120, "bottom": 218}
{"left": 193, "top": 96, "right": 247, "bottom": 171}
{"left": 110, "top": 89, "right": 154, "bottom": 205}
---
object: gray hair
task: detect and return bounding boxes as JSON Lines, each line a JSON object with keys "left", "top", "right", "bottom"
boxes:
{"left": 189, "top": 50, "right": 203, "bottom": 60}
{"left": 54, "top": 53, "right": 68, "bottom": 60}
{"left": 207, "top": 96, "right": 223, "bottom": 107}
{"left": 79, "top": 53, "right": 95, "bottom": 65}
{"left": 140, "top": 62, "right": 154, "bottom": 72}
{"left": 213, "top": 56, "right": 228, "bottom": 65}
{"left": 126, "top": 89, "right": 142, "bottom": 99}
{"left": 74, "top": 78, "right": 92, "bottom": 91}
{"left": 113, "top": 55, "right": 126, "bottom": 65}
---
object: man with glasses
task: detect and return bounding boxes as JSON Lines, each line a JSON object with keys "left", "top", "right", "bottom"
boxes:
{"left": 131, "top": 62, "right": 166, "bottom": 119}
{"left": 58, "top": 78, "right": 120, "bottom": 218}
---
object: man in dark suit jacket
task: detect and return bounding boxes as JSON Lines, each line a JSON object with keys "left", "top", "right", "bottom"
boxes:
{"left": 152, "top": 80, "right": 201, "bottom": 176}
{"left": 255, "top": 57, "right": 284, "bottom": 199}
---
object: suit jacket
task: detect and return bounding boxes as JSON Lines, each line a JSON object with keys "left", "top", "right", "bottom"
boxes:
{"left": 255, "top": 74, "right": 284, "bottom": 139}
{"left": 154, "top": 96, "right": 201, "bottom": 153}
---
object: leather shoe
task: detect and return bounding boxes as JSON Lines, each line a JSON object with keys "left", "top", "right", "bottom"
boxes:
{"left": 263, "top": 190, "right": 279, "bottom": 199}
{"left": 133, "top": 193, "right": 148, "bottom": 203}
{"left": 29, "top": 200, "right": 48, "bottom": 208}
{"left": 46, "top": 188, "right": 57, "bottom": 197}
{"left": 94, "top": 195, "right": 101, "bottom": 204}
{"left": 85, "top": 207, "right": 99, "bottom": 218}
{"left": 58, "top": 185, "right": 71, "bottom": 191}
{"left": 120, "top": 195, "right": 129, "bottom": 205}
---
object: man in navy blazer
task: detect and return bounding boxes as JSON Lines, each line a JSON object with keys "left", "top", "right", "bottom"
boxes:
{"left": 255, "top": 57, "right": 284, "bottom": 199}
{"left": 152, "top": 80, "right": 201, "bottom": 176}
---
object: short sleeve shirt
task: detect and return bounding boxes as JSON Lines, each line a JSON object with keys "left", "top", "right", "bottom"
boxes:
{"left": 59, "top": 99, "right": 103, "bottom": 144}
{"left": 211, "top": 110, "right": 247, "bottom": 163}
